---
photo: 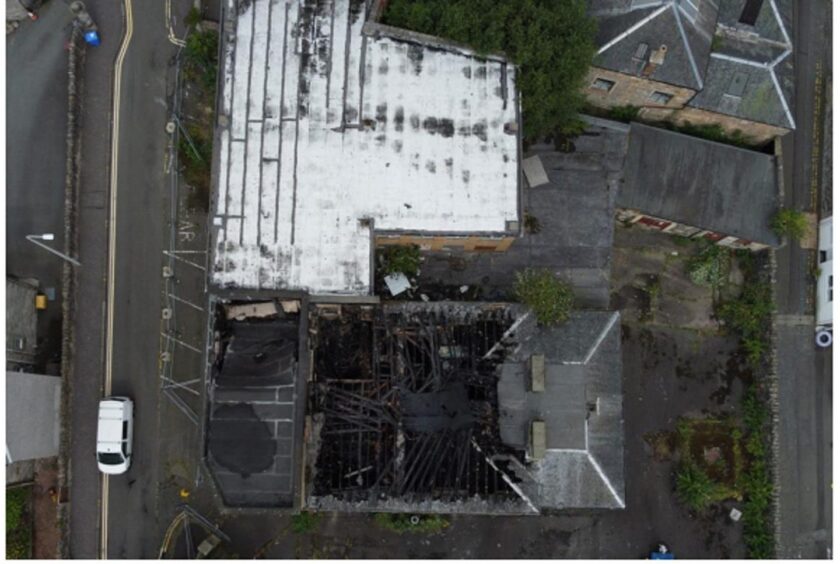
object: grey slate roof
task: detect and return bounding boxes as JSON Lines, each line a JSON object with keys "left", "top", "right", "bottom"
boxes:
{"left": 618, "top": 122, "right": 780, "bottom": 246}
{"left": 589, "top": 0, "right": 796, "bottom": 129}
{"left": 590, "top": 0, "right": 718, "bottom": 90}
{"left": 498, "top": 311, "right": 625, "bottom": 510}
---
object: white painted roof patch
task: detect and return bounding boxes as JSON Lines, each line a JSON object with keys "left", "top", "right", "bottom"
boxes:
{"left": 213, "top": 0, "right": 519, "bottom": 294}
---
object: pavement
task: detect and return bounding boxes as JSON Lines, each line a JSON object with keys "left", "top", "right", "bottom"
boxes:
{"left": 6, "top": 0, "right": 74, "bottom": 373}
{"left": 774, "top": 0, "right": 833, "bottom": 558}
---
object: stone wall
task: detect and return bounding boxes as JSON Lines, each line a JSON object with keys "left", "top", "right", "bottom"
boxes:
{"left": 584, "top": 66, "right": 695, "bottom": 113}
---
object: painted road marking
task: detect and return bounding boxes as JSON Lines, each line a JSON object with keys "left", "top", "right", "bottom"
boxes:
{"left": 101, "top": 0, "right": 134, "bottom": 557}
{"left": 166, "top": 0, "right": 187, "bottom": 47}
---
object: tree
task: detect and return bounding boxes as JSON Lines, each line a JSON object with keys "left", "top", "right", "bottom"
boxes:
{"left": 514, "top": 268, "right": 574, "bottom": 326}
{"left": 382, "top": 0, "right": 597, "bottom": 139}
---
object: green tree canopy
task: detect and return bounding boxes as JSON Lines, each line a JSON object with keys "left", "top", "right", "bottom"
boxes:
{"left": 383, "top": 0, "right": 597, "bottom": 139}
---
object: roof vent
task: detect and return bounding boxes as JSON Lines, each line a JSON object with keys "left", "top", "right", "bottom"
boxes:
{"left": 530, "top": 420, "right": 546, "bottom": 461}
{"left": 529, "top": 354, "right": 545, "bottom": 392}
{"left": 649, "top": 44, "right": 668, "bottom": 66}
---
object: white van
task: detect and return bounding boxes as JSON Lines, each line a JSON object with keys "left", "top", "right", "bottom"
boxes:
{"left": 96, "top": 397, "right": 134, "bottom": 474}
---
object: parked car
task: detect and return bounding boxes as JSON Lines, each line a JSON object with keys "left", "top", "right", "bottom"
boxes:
{"left": 96, "top": 397, "right": 133, "bottom": 474}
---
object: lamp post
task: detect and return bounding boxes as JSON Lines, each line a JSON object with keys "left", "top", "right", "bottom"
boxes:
{"left": 25, "top": 233, "right": 81, "bottom": 267}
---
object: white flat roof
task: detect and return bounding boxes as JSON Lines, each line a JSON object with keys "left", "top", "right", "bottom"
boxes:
{"left": 212, "top": 0, "right": 520, "bottom": 294}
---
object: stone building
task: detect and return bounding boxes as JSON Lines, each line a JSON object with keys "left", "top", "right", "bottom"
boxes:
{"left": 585, "top": 0, "right": 794, "bottom": 144}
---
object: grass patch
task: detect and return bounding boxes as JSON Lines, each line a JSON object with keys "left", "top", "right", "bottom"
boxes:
{"left": 291, "top": 512, "right": 321, "bottom": 534}
{"left": 514, "top": 268, "right": 574, "bottom": 326}
{"left": 373, "top": 513, "right": 450, "bottom": 534}
{"left": 6, "top": 486, "right": 32, "bottom": 559}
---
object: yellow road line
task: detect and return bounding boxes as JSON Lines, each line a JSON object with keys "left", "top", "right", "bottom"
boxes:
{"left": 101, "top": 0, "right": 134, "bottom": 558}
{"left": 166, "top": 0, "right": 187, "bottom": 47}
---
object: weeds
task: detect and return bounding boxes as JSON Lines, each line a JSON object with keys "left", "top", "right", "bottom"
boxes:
{"left": 184, "top": 30, "right": 219, "bottom": 90}
{"left": 373, "top": 513, "right": 449, "bottom": 534}
{"left": 687, "top": 244, "right": 730, "bottom": 289}
{"left": 716, "top": 281, "right": 773, "bottom": 365}
{"left": 675, "top": 463, "right": 731, "bottom": 512}
{"left": 524, "top": 211, "right": 542, "bottom": 234}
{"left": 379, "top": 244, "right": 421, "bottom": 276}
{"left": 514, "top": 268, "right": 574, "bottom": 326}
{"left": 178, "top": 125, "right": 213, "bottom": 212}
{"left": 739, "top": 387, "right": 774, "bottom": 558}
{"left": 606, "top": 104, "right": 641, "bottom": 122}
{"left": 6, "top": 486, "right": 31, "bottom": 559}
{"left": 291, "top": 512, "right": 321, "bottom": 534}
{"left": 770, "top": 208, "right": 808, "bottom": 241}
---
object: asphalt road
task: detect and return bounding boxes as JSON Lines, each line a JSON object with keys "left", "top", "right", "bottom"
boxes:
{"left": 68, "top": 0, "right": 122, "bottom": 556}
{"left": 775, "top": 0, "right": 833, "bottom": 558}
{"left": 6, "top": 1, "right": 74, "bottom": 371}
{"left": 102, "top": 0, "right": 178, "bottom": 557}
{"left": 66, "top": 0, "right": 186, "bottom": 554}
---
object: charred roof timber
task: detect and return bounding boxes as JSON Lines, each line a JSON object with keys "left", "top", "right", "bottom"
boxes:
{"left": 305, "top": 302, "right": 625, "bottom": 514}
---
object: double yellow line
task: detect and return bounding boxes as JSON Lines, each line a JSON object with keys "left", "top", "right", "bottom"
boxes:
{"left": 100, "top": 0, "right": 134, "bottom": 558}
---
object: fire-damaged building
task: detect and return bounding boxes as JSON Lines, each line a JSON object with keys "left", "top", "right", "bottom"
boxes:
{"left": 305, "top": 302, "right": 624, "bottom": 513}
{"left": 203, "top": 0, "right": 625, "bottom": 515}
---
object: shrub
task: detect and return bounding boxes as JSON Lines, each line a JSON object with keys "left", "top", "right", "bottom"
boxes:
{"left": 739, "top": 387, "right": 774, "bottom": 558}
{"left": 675, "top": 463, "right": 730, "bottom": 512}
{"left": 524, "top": 211, "right": 542, "bottom": 234}
{"left": 771, "top": 208, "right": 808, "bottom": 241}
{"left": 716, "top": 281, "right": 773, "bottom": 365}
{"left": 184, "top": 6, "right": 202, "bottom": 28}
{"left": 606, "top": 104, "right": 641, "bottom": 122}
{"left": 687, "top": 244, "right": 730, "bottom": 288}
{"left": 514, "top": 268, "right": 574, "bottom": 326}
{"left": 184, "top": 30, "right": 219, "bottom": 90}
{"left": 6, "top": 486, "right": 31, "bottom": 559}
{"left": 383, "top": 0, "right": 597, "bottom": 138}
{"left": 380, "top": 244, "right": 421, "bottom": 276}
{"left": 374, "top": 513, "right": 449, "bottom": 534}
{"left": 291, "top": 512, "right": 321, "bottom": 534}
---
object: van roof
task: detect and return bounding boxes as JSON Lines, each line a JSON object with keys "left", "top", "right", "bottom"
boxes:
{"left": 97, "top": 400, "right": 125, "bottom": 450}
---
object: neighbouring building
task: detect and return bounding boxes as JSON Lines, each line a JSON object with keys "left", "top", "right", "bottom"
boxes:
{"left": 211, "top": 0, "right": 521, "bottom": 296}
{"left": 6, "top": 277, "right": 39, "bottom": 370}
{"left": 616, "top": 122, "right": 780, "bottom": 250}
{"left": 586, "top": 0, "right": 794, "bottom": 144}
{"left": 6, "top": 371, "right": 62, "bottom": 464}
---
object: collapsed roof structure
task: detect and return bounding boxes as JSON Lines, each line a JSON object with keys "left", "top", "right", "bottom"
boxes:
{"left": 305, "top": 302, "right": 624, "bottom": 513}
{"left": 211, "top": 0, "right": 520, "bottom": 295}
